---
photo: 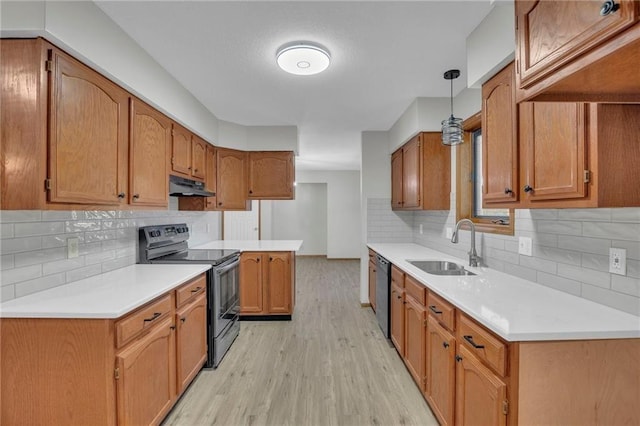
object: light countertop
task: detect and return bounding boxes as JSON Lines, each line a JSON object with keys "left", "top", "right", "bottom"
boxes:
{"left": 368, "top": 243, "right": 640, "bottom": 342}
{"left": 0, "top": 264, "right": 211, "bottom": 319}
{"left": 194, "top": 240, "right": 303, "bottom": 252}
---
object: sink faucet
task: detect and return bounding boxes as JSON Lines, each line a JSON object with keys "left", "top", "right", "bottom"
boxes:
{"left": 451, "top": 219, "right": 481, "bottom": 267}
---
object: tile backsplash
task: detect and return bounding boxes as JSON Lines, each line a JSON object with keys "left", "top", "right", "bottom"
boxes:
{"left": 0, "top": 205, "right": 221, "bottom": 302}
{"left": 367, "top": 198, "right": 640, "bottom": 316}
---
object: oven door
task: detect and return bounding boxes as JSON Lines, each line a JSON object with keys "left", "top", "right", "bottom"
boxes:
{"left": 212, "top": 256, "right": 240, "bottom": 337}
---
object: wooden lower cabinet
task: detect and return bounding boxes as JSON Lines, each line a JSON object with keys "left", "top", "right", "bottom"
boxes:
{"left": 240, "top": 251, "right": 295, "bottom": 316}
{"left": 427, "top": 317, "right": 456, "bottom": 426}
{"left": 0, "top": 273, "right": 207, "bottom": 426}
{"left": 115, "top": 316, "right": 177, "bottom": 426}
{"left": 390, "top": 282, "right": 405, "bottom": 356}
{"left": 404, "top": 295, "right": 427, "bottom": 390}
{"left": 455, "top": 344, "right": 507, "bottom": 426}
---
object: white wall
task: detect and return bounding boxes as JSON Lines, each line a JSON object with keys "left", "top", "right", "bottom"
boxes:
{"left": 296, "top": 171, "right": 361, "bottom": 259}
{"left": 271, "top": 183, "right": 328, "bottom": 255}
{"left": 466, "top": 1, "right": 515, "bottom": 88}
{"left": 246, "top": 126, "right": 299, "bottom": 153}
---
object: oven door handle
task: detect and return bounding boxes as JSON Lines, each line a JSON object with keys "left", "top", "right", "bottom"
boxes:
{"left": 215, "top": 259, "right": 240, "bottom": 275}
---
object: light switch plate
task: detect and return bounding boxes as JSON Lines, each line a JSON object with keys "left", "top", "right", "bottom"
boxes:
{"left": 518, "top": 236, "right": 532, "bottom": 256}
{"left": 609, "top": 248, "right": 627, "bottom": 275}
{"left": 445, "top": 227, "right": 453, "bottom": 239}
{"left": 67, "top": 237, "right": 79, "bottom": 259}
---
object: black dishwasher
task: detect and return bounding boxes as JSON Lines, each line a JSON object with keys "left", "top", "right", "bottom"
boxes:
{"left": 375, "top": 254, "right": 391, "bottom": 338}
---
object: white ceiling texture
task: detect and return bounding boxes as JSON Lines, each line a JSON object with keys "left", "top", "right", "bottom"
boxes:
{"left": 96, "top": 1, "right": 496, "bottom": 171}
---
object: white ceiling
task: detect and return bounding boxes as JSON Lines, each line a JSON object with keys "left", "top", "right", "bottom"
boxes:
{"left": 95, "top": 1, "right": 496, "bottom": 171}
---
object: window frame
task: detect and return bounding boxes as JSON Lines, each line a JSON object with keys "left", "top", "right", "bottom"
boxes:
{"left": 455, "top": 112, "right": 514, "bottom": 236}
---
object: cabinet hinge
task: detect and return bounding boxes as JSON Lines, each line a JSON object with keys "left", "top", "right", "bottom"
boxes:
{"left": 583, "top": 170, "right": 590, "bottom": 183}
{"left": 423, "top": 319, "right": 428, "bottom": 326}
{"left": 502, "top": 400, "right": 509, "bottom": 415}
{"left": 45, "top": 60, "right": 53, "bottom": 72}
{"left": 171, "top": 157, "right": 175, "bottom": 165}
{"left": 44, "top": 178, "right": 51, "bottom": 190}
{"left": 114, "top": 367, "right": 120, "bottom": 380}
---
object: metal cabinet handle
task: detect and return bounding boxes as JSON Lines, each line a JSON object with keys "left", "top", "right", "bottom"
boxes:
{"left": 429, "top": 305, "right": 442, "bottom": 315}
{"left": 133, "top": 194, "right": 140, "bottom": 199}
{"left": 117, "top": 192, "right": 125, "bottom": 199}
{"left": 455, "top": 355, "right": 463, "bottom": 362}
{"left": 600, "top": 0, "right": 620, "bottom": 16}
{"left": 443, "top": 342, "right": 450, "bottom": 349}
{"left": 180, "top": 317, "right": 186, "bottom": 323}
{"left": 523, "top": 185, "right": 533, "bottom": 193}
{"left": 194, "top": 169, "right": 198, "bottom": 173}
{"left": 143, "top": 312, "right": 162, "bottom": 323}
{"left": 463, "top": 335, "right": 485, "bottom": 349}
{"left": 170, "top": 325, "right": 176, "bottom": 330}
{"left": 504, "top": 188, "right": 513, "bottom": 195}
{"left": 191, "top": 287, "right": 202, "bottom": 293}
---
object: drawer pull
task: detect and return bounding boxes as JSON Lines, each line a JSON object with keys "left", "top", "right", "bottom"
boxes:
{"left": 191, "top": 287, "right": 202, "bottom": 293}
{"left": 429, "top": 305, "right": 442, "bottom": 315}
{"left": 143, "top": 312, "right": 162, "bottom": 323}
{"left": 463, "top": 335, "right": 485, "bottom": 349}
{"left": 600, "top": 0, "right": 620, "bottom": 16}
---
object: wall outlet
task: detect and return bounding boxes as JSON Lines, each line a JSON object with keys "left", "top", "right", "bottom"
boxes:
{"left": 419, "top": 224, "right": 424, "bottom": 235}
{"left": 609, "top": 248, "right": 627, "bottom": 275}
{"left": 518, "top": 236, "right": 532, "bottom": 256}
{"left": 445, "top": 227, "right": 453, "bottom": 239}
{"left": 67, "top": 237, "right": 79, "bottom": 259}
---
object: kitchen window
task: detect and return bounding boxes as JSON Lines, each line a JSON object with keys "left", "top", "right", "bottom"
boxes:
{"left": 456, "top": 112, "right": 514, "bottom": 235}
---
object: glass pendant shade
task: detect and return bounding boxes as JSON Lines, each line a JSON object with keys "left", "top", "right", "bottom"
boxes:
{"left": 441, "top": 69, "right": 463, "bottom": 146}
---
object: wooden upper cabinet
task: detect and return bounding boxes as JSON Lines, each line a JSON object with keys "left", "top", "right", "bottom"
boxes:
{"left": 171, "top": 123, "right": 193, "bottom": 177}
{"left": 482, "top": 62, "right": 519, "bottom": 206}
{"left": 391, "top": 150, "right": 403, "bottom": 209}
{"left": 48, "top": 47, "right": 129, "bottom": 206}
{"left": 247, "top": 151, "right": 295, "bottom": 199}
{"left": 515, "top": 0, "right": 640, "bottom": 102}
{"left": 216, "top": 147, "right": 249, "bottom": 210}
{"left": 129, "top": 98, "right": 170, "bottom": 207}
{"left": 191, "top": 136, "right": 207, "bottom": 180}
{"left": 391, "top": 132, "right": 450, "bottom": 211}
{"left": 519, "top": 102, "right": 640, "bottom": 208}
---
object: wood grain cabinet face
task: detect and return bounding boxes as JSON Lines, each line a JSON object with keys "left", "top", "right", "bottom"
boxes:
{"left": 391, "top": 132, "right": 450, "bottom": 211}
{"left": 516, "top": 0, "right": 638, "bottom": 89}
{"left": 390, "top": 282, "right": 405, "bottom": 357}
{"left": 205, "top": 145, "right": 217, "bottom": 210}
{"left": 171, "top": 123, "right": 192, "bottom": 177}
{"left": 266, "top": 253, "right": 292, "bottom": 314}
{"left": 455, "top": 344, "right": 507, "bottom": 426}
{"left": 482, "top": 62, "right": 519, "bottom": 206}
{"left": 129, "top": 98, "right": 170, "bottom": 207}
{"left": 216, "top": 147, "right": 249, "bottom": 210}
{"left": 239, "top": 252, "right": 264, "bottom": 314}
{"left": 191, "top": 136, "right": 207, "bottom": 180}
{"left": 248, "top": 151, "right": 295, "bottom": 199}
{"left": 404, "top": 294, "right": 427, "bottom": 391}
{"left": 427, "top": 317, "right": 456, "bottom": 426}
{"left": 176, "top": 293, "right": 207, "bottom": 395}
{"left": 48, "top": 48, "right": 129, "bottom": 206}
{"left": 115, "top": 316, "right": 177, "bottom": 426}
{"left": 240, "top": 252, "right": 294, "bottom": 315}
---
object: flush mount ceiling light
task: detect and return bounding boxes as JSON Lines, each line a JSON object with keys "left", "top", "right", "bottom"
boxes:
{"left": 276, "top": 42, "right": 331, "bottom": 76}
{"left": 441, "top": 69, "right": 464, "bottom": 146}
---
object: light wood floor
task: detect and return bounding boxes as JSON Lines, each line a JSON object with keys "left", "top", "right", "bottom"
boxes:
{"left": 163, "top": 257, "right": 438, "bottom": 426}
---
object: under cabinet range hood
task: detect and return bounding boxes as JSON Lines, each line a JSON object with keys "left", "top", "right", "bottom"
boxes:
{"left": 169, "top": 175, "right": 215, "bottom": 197}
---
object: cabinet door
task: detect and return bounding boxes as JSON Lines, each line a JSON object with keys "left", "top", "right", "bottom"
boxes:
{"left": 368, "top": 260, "right": 376, "bottom": 311}
{"left": 191, "top": 136, "right": 207, "bottom": 180}
{"left": 404, "top": 296, "right": 427, "bottom": 390}
{"left": 391, "top": 149, "right": 404, "bottom": 209}
{"left": 516, "top": 0, "right": 638, "bottom": 88}
{"left": 455, "top": 345, "right": 507, "bottom": 426}
{"left": 171, "top": 124, "right": 192, "bottom": 176}
{"left": 115, "top": 316, "right": 176, "bottom": 426}
{"left": 266, "top": 252, "right": 292, "bottom": 314}
{"left": 402, "top": 136, "right": 421, "bottom": 208}
{"left": 204, "top": 145, "right": 217, "bottom": 210}
{"left": 239, "top": 252, "right": 264, "bottom": 313}
{"left": 48, "top": 48, "right": 129, "bottom": 205}
{"left": 248, "top": 151, "right": 294, "bottom": 199}
{"left": 390, "top": 283, "right": 405, "bottom": 356}
{"left": 521, "top": 102, "right": 588, "bottom": 202}
{"left": 129, "top": 98, "right": 170, "bottom": 207}
{"left": 216, "top": 148, "right": 248, "bottom": 210}
{"left": 482, "top": 63, "right": 518, "bottom": 205}
{"left": 427, "top": 317, "right": 455, "bottom": 426}
{"left": 176, "top": 293, "right": 207, "bottom": 395}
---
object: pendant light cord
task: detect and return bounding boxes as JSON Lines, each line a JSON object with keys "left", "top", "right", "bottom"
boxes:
{"left": 449, "top": 77, "right": 454, "bottom": 117}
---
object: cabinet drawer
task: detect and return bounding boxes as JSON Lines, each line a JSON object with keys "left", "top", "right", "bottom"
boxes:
{"left": 404, "top": 275, "right": 426, "bottom": 305}
{"left": 391, "top": 265, "right": 405, "bottom": 288}
{"left": 116, "top": 294, "right": 173, "bottom": 348}
{"left": 427, "top": 291, "right": 455, "bottom": 332}
{"left": 176, "top": 274, "right": 206, "bottom": 308}
{"left": 458, "top": 314, "right": 507, "bottom": 377}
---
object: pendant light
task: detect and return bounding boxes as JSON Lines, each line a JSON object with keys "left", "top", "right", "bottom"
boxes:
{"left": 441, "top": 69, "right": 463, "bottom": 146}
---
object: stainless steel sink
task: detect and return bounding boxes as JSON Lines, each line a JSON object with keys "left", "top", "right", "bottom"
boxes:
{"left": 408, "top": 260, "right": 476, "bottom": 276}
